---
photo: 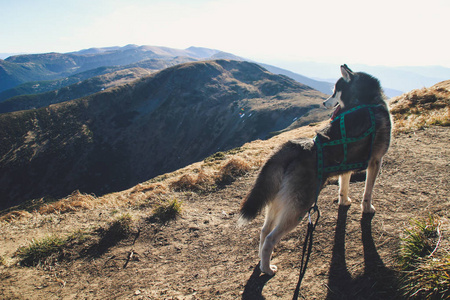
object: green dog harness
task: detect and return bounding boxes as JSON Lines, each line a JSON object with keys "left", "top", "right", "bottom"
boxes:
{"left": 314, "top": 104, "right": 379, "bottom": 199}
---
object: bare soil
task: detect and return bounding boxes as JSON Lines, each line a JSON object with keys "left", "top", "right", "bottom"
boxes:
{"left": 1, "top": 126, "right": 449, "bottom": 300}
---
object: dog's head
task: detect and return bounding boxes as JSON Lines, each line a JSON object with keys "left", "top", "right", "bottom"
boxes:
{"left": 323, "top": 64, "right": 383, "bottom": 119}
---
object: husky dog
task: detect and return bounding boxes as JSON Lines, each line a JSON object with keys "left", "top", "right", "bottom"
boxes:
{"left": 239, "top": 65, "right": 392, "bottom": 275}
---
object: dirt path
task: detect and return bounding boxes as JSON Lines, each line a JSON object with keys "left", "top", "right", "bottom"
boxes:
{"left": 1, "top": 126, "right": 449, "bottom": 299}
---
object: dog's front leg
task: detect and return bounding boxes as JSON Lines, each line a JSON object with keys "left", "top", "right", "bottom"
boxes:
{"left": 362, "top": 158, "right": 382, "bottom": 213}
{"left": 338, "top": 172, "right": 352, "bottom": 206}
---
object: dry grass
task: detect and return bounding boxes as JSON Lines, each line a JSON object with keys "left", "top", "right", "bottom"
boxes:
{"left": 215, "top": 157, "right": 252, "bottom": 186}
{"left": 0, "top": 210, "right": 33, "bottom": 223}
{"left": 33, "top": 186, "right": 165, "bottom": 216}
{"left": 390, "top": 84, "right": 450, "bottom": 133}
{"left": 150, "top": 198, "right": 183, "bottom": 224}
{"left": 170, "top": 157, "right": 252, "bottom": 192}
{"left": 37, "top": 190, "right": 97, "bottom": 214}
{"left": 105, "top": 213, "right": 135, "bottom": 238}
{"left": 169, "top": 169, "right": 217, "bottom": 192}
{"left": 16, "top": 234, "right": 68, "bottom": 267}
{"left": 397, "top": 215, "right": 450, "bottom": 299}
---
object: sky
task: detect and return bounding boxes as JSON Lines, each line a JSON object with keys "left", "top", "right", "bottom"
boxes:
{"left": 1, "top": 0, "right": 449, "bottom": 68}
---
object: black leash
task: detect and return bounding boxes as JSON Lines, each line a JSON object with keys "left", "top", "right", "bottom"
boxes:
{"left": 292, "top": 205, "right": 320, "bottom": 300}
{"left": 292, "top": 105, "right": 378, "bottom": 299}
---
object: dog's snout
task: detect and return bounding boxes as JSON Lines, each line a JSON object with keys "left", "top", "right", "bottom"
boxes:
{"left": 323, "top": 97, "right": 334, "bottom": 109}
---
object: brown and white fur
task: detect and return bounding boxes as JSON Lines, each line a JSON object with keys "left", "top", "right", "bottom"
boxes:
{"left": 238, "top": 65, "right": 392, "bottom": 275}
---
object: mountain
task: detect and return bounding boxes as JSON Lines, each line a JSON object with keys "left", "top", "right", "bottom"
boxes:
{"left": 0, "top": 60, "right": 328, "bottom": 209}
{"left": 0, "top": 56, "right": 198, "bottom": 104}
{"left": 0, "top": 60, "right": 332, "bottom": 113}
{"left": 259, "top": 63, "right": 333, "bottom": 94}
{"left": 0, "top": 45, "right": 331, "bottom": 107}
{"left": 0, "top": 45, "right": 220, "bottom": 93}
{"left": 0, "top": 56, "right": 203, "bottom": 112}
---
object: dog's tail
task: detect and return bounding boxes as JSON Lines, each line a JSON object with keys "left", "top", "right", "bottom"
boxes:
{"left": 238, "top": 151, "right": 288, "bottom": 225}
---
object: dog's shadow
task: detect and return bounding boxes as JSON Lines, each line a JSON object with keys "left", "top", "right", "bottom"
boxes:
{"left": 242, "top": 263, "right": 273, "bottom": 300}
{"left": 326, "top": 206, "right": 400, "bottom": 300}
{"left": 241, "top": 207, "right": 400, "bottom": 299}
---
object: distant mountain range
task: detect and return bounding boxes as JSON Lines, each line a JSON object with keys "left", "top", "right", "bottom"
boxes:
{"left": 0, "top": 60, "right": 328, "bottom": 209}
{"left": 0, "top": 45, "right": 332, "bottom": 112}
{"left": 2, "top": 45, "right": 449, "bottom": 103}
{"left": 268, "top": 61, "right": 450, "bottom": 96}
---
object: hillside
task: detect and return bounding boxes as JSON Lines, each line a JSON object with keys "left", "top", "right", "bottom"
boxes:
{"left": 0, "top": 82, "right": 448, "bottom": 299}
{"left": 0, "top": 60, "right": 328, "bottom": 209}
{"left": 0, "top": 68, "right": 153, "bottom": 113}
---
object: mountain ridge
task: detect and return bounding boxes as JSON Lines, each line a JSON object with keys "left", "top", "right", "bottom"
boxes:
{"left": 0, "top": 45, "right": 332, "bottom": 98}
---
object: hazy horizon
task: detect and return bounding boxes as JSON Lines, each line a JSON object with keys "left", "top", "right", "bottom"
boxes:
{"left": 1, "top": 0, "right": 449, "bottom": 68}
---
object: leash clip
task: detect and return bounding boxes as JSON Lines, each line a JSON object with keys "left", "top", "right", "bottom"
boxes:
{"left": 307, "top": 204, "right": 320, "bottom": 226}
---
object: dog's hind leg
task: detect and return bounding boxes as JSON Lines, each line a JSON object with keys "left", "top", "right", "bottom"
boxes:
{"left": 259, "top": 200, "right": 303, "bottom": 275}
{"left": 338, "top": 172, "right": 352, "bottom": 206}
{"left": 259, "top": 203, "right": 279, "bottom": 259}
{"left": 362, "top": 158, "right": 382, "bottom": 213}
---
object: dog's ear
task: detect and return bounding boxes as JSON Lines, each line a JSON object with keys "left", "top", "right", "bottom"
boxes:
{"left": 340, "top": 64, "right": 354, "bottom": 82}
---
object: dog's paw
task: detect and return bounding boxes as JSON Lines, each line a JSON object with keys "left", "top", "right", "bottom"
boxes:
{"left": 338, "top": 196, "right": 352, "bottom": 206}
{"left": 362, "top": 203, "right": 375, "bottom": 214}
{"left": 260, "top": 264, "right": 277, "bottom": 276}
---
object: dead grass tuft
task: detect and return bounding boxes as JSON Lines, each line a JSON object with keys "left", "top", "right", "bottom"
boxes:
{"left": 216, "top": 157, "right": 251, "bottom": 186}
{"left": 0, "top": 210, "right": 33, "bottom": 223}
{"left": 106, "top": 213, "right": 135, "bottom": 238}
{"left": 132, "top": 182, "right": 168, "bottom": 195}
{"left": 149, "top": 198, "right": 182, "bottom": 224}
{"left": 169, "top": 157, "right": 252, "bottom": 192}
{"left": 16, "top": 235, "right": 67, "bottom": 267}
{"left": 128, "top": 182, "right": 169, "bottom": 207}
{"left": 170, "top": 169, "right": 217, "bottom": 192}
{"left": 390, "top": 84, "right": 450, "bottom": 133}
{"left": 38, "top": 190, "right": 96, "bottom": 214}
